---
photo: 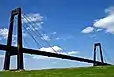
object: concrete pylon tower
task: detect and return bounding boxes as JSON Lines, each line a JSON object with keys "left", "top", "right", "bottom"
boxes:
{"left": 3, "top": 8, "right": 24, "bottom": 70}
{"left": 93, "top": 43, "right": 104, "bottom": 66}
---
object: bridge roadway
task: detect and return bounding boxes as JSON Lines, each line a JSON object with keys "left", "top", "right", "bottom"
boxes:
{"left": 0, "top": 44, "right": 111, "bottom": 65}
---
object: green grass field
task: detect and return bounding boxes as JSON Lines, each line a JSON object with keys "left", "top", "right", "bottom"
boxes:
{"left": 0, "top": 66, "right": 114, "bottom": 77}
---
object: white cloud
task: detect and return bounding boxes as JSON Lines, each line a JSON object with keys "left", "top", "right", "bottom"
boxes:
{"left": 12, "top": 42, "right": 17, "bottom": 46}
{"left": 59, "top": 51, "right": 79, "bottom": 56}
{"left": 41, "top": 34, "right": 50, "bottom": 41}
{"left": 0, "top": 26, "right": 28, "bottom": 41}
{"left": 93, "top": 14, "right": 114, "bottom": 29}
{"left": 93, "top": 6, "right": 114, "bottom": 34}
{"left": 81, "top": 6, "right": 114, "bottom": 34}
{"left": 55, "top": 36, "right": 72, "bottom": 41}
{"left": 32, "top": 55, "right": 46, "bottom": 59}
{"left": 55, "top": 37, "right": 60, "bottom": 40}
{"left": 52, "top": 32, "right": 57, "bottom": 35}
{"left": 39, "top": 46, "right": 62, "bottom": 53}
{"left": 105, "top": 6, "right": 114, "bottom": 15}
{"left": 0, "top": 28, "right": 8, "bottom": 39}
{"left": 67, "top": 51, "right": 79, "bottom": 55}
{"left": 22, "top": 13, "right": 44, "bottom": 32}
{"left": 81, "top": 27, "right": 94, "bottom": 33}
{"left": 22, "top": 13, "right": 43, "bottom": 23}
{"left": 0, "top": 28, "right": 15, "bottom": 41}
{"left": 96, "top": 29, "right": 102, "bottom": 32}
{"left": 25, "top": 22, "right": 43, "bottom": 31}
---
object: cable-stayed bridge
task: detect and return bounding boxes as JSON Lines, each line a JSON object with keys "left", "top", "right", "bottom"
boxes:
{"left": 0, "top": 8, "right": 112, "bottom": 70}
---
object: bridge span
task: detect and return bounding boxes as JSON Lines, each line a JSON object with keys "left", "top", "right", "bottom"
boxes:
{"left": 0, "top": 44, "right": 110, "bottom": 66}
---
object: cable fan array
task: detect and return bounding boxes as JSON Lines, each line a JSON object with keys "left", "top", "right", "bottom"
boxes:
{"left": 14, "top": 13, "right": 113, "bottom": 64}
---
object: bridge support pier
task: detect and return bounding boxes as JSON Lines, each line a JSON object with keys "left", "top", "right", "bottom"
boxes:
{"left": 3, "top": 51, "right": 11, "bottom": 70}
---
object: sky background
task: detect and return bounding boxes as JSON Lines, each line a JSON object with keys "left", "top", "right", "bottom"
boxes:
{"left": 0, "top": 0, "right": 114, "bottom": 70}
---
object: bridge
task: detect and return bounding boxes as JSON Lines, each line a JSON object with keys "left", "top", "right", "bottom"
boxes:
{"left": 0, "top": 8, "right": 112, "bottom": 70}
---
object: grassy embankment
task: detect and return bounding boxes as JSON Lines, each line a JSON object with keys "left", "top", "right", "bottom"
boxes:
{"left": 0, "top": 66, "right": 114, "bottom": 77}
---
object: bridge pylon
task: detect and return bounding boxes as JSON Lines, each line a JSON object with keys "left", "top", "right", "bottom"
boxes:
{"left": 3, "top": 8, "right": 24, "bottom": 70}
{"left": 93, "top": 43, "right": 104, "bottom": 66}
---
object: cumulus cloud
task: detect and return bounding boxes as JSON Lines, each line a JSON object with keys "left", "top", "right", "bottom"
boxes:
{"left": 105, "top": 6, "right": 114, "bottom": 15}
{"left": 81, "top": 27, "right": 94, "bottom": 33}
{"left": 93, "top": 14, "right": 114, "bottom": 33}
{"left": 39, "top": 46, "right": 62, "bottom": 53}
{"left": 0, "top": 28, "right": 8, "bottom": 39}
{"left": 93, "top": 6, "right": 114, "bottom": 34}
{"left": 25, "top": 22, "right": 43, "bottom": 31}
{"left": 0, "top": 28, "right": 15, "bottom": 41}
{"left": 21, "top": 13, "right": 47, "bottom": 43}
{"left": 59, "top": 51, "right": 79, "bottom": 56}
{"left": 81, "top": 6, "right": 114, "bottom": 34}
{"left": 22, "top": 13, "right": 44, "bottom": 32}
{"left": 41, "top": 34, "right": 50, "bottom": 41}
{"left": 32, "top": 46, "right": 79, "bottom": 60}
{"left": 96, "top": 29, "right": 102, "bottom": 32}
{"left": 67, "top": 51, "right": 79, "bottom": 55}
{"left": 22, "top": 13, "right": 49, "bottom": 42}
{"left": 22, "top": 13, "right": 43, "bottom": 23}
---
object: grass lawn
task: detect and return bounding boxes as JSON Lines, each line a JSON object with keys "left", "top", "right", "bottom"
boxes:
{"left": 0, "top": 66, "right": 114, "bottom": 77}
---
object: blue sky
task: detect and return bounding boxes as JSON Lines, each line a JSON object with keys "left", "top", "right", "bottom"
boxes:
{"left": 0, "top": 0, "right": 114, "bottom": 70}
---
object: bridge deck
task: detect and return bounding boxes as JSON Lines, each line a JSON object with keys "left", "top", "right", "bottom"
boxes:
{"left": 0, "top": 44, "right": 110, "bottom": 65}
